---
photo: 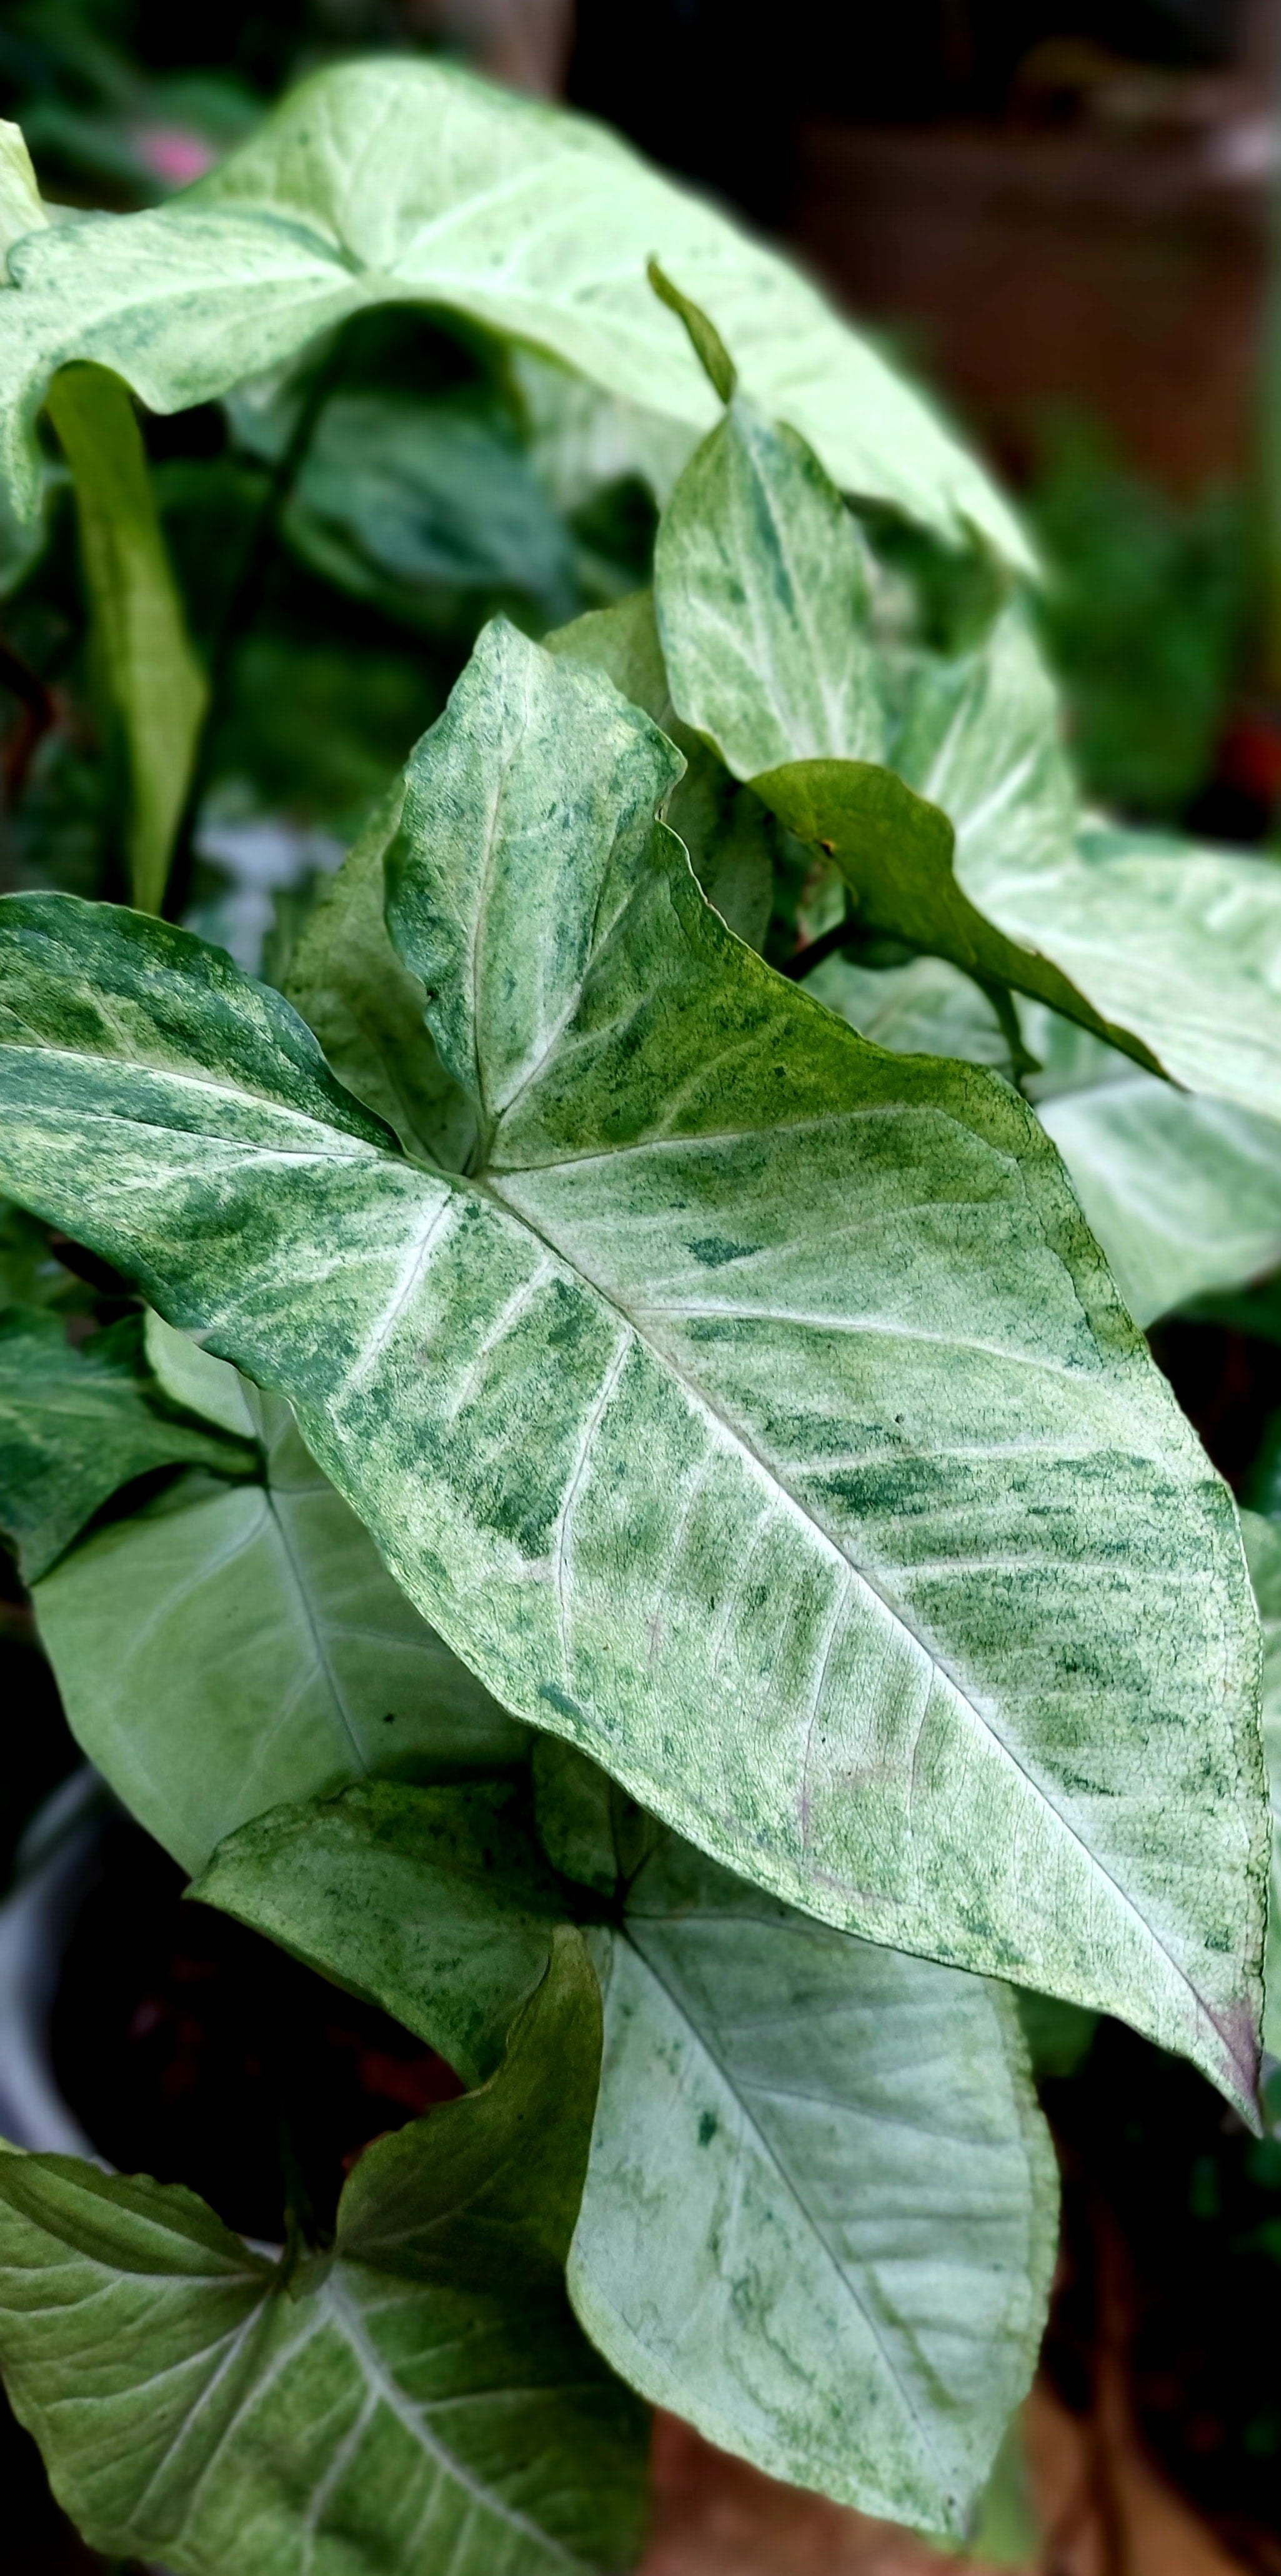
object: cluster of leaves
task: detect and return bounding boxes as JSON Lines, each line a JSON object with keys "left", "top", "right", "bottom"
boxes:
{"left": 0, "top": 52, "right": 1279, "bottom": 2576}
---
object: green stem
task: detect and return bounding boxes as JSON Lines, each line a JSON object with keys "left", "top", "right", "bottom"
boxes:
{"left": 162, "top": 332, "right": 349, "bottom": 921}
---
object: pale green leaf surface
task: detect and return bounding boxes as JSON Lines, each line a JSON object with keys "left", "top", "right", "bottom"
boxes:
{"left": 0, "top": 122, "right": 44, "bottom": 258}
{"left": 284, "top": 791, "right": 479, "bottom": 1170}
{"left": 0, "top": 1305, "right": 251, "bottom": 1583}
{"left": 34, "top": 1399, "right": 527, "bottom": 1876}
{"left": 1241, "top": 1510, "right": 1281, "bottom": 2059}
{"left": 1037, "top": 1077, "right": 1281, "bottom": 1330}
{"left": 978, "top": 816, "right": 1281, "bottom": 1128}
{"left": 144, "top": 1307, "right": 259, "bottom": 1438}
{"left": 807, "top": 952, "right": 1011, "bottom": 1072}
{"left": 190, "top": 1761, "right": 1057, "bottom": 2535}
{"left": 547, "top": 589, "right": 774, "bottom": 948}
{"left": 0, "top": 1933, "right": 648, "bottom": 2576}
{"left": 196, "top": 1779, "right": 566, "bottom": 2086}
{"left": 570, "top": 1833, "right": 1057, "bottom": 2539}
{"left": 0, "top": 630, "right": 1267, "bottom": 2110}
{"left": 0, "top": 62, "right": 1030, "bottom": 569}
{"left": 514, "top": 348, "right": 697, "bottom": 515}
{"left": 44, "top": 365, "right": 207, "bottom": 914}
{"left": 887, "top": 614, "right": 1281, "bottom": 1127}
{"left": 655, "top": 399, "right": 886, "bottom": 777}
{"left": 815, "top": 957, "right": 1281, "bottom": 1331}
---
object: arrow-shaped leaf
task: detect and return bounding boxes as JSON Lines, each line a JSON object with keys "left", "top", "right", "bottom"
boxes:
{"left": 194, "top": 1770, "right": 1057, "bottom": 2538}
{"left": 0, "top": 627, "right": 1265, "bottom": 2112}
{"left": 0, "top": 1932, "right": 647, "bottom": 2576}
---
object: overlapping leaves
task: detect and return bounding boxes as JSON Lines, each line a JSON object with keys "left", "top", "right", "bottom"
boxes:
{"left": 30, "top": 1345, "right": 527, "bottom": 1873}
{"left": 0, "top": 624, "right": 1265, "bottom": 2111}
{"left": 653, "top": 375, "right": 1281, "bottom": 1131}
{"left": 197, "top": 1764, "right": 1057, "bottom": 2535}
{"left": 0, "top": 1303, "right": 251, "bottom": 1583}
{"left": 0, "top": 1934, "right": 649, "bottom": 2576}
{"left": 0, "top": 62, "right": 1029, "bottom": 579}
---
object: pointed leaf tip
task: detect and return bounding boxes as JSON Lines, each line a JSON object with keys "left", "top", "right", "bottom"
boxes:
{"left": 648, "top": 258, "right": 738, "bottom": 405}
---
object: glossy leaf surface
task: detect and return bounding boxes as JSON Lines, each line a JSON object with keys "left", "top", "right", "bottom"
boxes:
{"left": 0, "top": 632, "right": 1266, "bottom": 2109}
{"left": 0, "top": 62, "right": 1029, "bottom": 571}
{"left": 0, "top": 1935, "right": 648, "bottom": 2575}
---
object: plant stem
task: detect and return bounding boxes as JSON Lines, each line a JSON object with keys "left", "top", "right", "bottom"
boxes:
{"left": 162, "top": 332, "right": 348, "bottom": 922}
{"left": 777, "top": 908, "right": 859, "bottom": 981}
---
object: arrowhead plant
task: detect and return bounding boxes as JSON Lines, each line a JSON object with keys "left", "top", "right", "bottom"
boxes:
{"left": 0, "top": 62, "right": 1275, "bottom": 2576}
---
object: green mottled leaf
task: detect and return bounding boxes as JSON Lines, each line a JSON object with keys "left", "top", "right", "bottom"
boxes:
{"left": 0, "top": 1932, "right": 649, "bottom": 2576}
{"left": 0, "top": 62, "right": 1029, "bottom": 573}
{"left": 284, "top": 792, "right": 479, "bottom": 1170}
{"left": 900, "top": 604, "right": 1281, "bottom": 1123}
{"left": 0, "top": 627, "right": 1266, "bottom": 2112}
{"left": 209, "top": 1764, "right": 1056, "bottom": 2534}
{"left": 816, "top": 958, "right": 1281, "bottom": 1331}
{"left": 44, "top": 365, "right": 207, "bottom": 914}
{"left": 196, "top": 1779, "right": 567, "bottom": 2086}
{"left": 654, "top": 406, "right": 1145, "bottom": 1060}
{"left": 570, "top": 1829, "right": 1057, "bottom": 2539}
{"left": 869, "top": 612, "right": 1281, "bottom": 1128}
{"left": 0, "top": 1305, "right": 251, "bottom": 1583}
{"left": 657, "top": 400, "right": 1281, "bottom": 1130}
{"left": 1242, "top": 1509, "right": 1281, "bottom": 2059}
{"left": 655, "top": 397, "right": 885, "bottom": 777}
{"left": 547, "top": 589, "right": 774, "bottom": 948}
{"left": 34, "top": 1388, "right": 527, "bottom": 1875}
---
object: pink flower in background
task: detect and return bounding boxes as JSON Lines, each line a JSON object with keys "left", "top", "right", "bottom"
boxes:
{"left": 130, "top": 125, "right": 217, "bottom": 189}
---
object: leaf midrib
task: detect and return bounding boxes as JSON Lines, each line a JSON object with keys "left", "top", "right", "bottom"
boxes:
{"left": 4, "top": 1027, "right": 1229, "bottom": 2065}
{"left": 322, "top": 2269, "right": 591, "bottom": 2570}
{"left": 614, "top": 1919, "right": 950, "bottom": 2490}
{"left": 473, "top": 1159, "right": 1229, "bottom": 2061}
